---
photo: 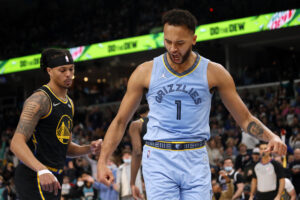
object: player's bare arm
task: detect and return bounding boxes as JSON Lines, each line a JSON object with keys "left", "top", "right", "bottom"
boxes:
{"left": 11, "top": 91, "right": 61, "bottom": 195}
{"left": 207, "top": 62, "right": 286, "bottom": 155}
{"left": 129, "top": 120, "right": 142, "bottom": 183}
{"left": 129, "top": 120, "right": 144, "bottom": 199}
{"left": 11, "top": 91, "right": 50, "bottom": 171}
{"left": 67, "top": 134, "right": 102, "bottom": 157}
{"left": 97, "top": 61, "right": 152, "bottom": 185}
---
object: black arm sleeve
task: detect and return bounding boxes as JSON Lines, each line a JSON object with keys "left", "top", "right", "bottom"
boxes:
{"left": 272, "top": 160, "right": 285, "bottom": 179}
{"left": 236, "top": 173, "right": 245, "bottom": 184}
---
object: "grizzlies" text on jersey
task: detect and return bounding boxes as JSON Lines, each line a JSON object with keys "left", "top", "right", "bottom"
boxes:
{"left": 155, "top": 83, "right": 201, "bottom": 104}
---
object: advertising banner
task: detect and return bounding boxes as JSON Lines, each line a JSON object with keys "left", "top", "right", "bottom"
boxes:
{"left": 1, "top": 9, "right": 299, "bottom": 75}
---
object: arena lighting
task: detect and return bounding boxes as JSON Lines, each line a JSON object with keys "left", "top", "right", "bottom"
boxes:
{"left": 209, "top": 8, "right": 214, "bottom": 12}
{"left": 84, "top": 77, "right": 88, "bottom": 82}
{"left": 97, "top": 79, "right": 101, "bottom": 83}
{"left": 0, "top": 9, "right": 299, "bottom": 75}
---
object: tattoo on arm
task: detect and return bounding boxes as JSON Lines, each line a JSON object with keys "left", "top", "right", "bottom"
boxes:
{"left": 15, "top": 92, "right": 50, "bottom": 140}
{"left": 247, "top": 121, "right": 266, "bottom": 141}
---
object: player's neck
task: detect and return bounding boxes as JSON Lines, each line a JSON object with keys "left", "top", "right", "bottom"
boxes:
{"left": 167, "top": 51, "right": 196, "bottom": 73}
{"left": 47, "top": 82, "right": 68, "bottom": 101}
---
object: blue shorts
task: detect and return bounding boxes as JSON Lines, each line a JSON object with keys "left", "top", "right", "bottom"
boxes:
{"left": 142, "top": 144, "right": 212, "bottom": 200}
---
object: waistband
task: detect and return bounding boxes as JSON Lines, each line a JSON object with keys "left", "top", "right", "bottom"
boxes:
{"left": 45, "top": 165, "right": 63, "bottom": 175}
{"left": 19, "top": 162, "right": 63, "bottom": 175}
{"left": 145, "top": 140, "right": 205, "bottom": 151}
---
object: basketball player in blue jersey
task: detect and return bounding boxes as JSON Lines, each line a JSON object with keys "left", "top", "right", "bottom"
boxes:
{"left": 97, "top": 9, "right": 287, "bottom": 200}
{"left": 10, "top": 48, "right": 102, "bottom": 200}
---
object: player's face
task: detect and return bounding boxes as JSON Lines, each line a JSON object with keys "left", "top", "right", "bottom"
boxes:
{"left": 49, "top": 64, "right": 74, "bottom": 89}
{"left": 163, "top": 23, "right": 197, "bottom": 64}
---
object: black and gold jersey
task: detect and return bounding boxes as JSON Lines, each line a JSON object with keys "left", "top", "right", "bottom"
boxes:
{"left": 27, "top": 85, "right": 74, "bottom": 169}
{"left": 140, "top": 117, "right": 148, "bottom": 146}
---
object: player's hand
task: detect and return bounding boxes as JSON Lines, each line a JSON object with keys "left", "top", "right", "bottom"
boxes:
{"left": 38, "top": 171, "right": 61, "bottom": 196}
{"left": 97, "top": 164, "right": 114, "bottom": 186}
{"left": 90, "top": 139, "right": 103, "bottom": 155}
{"left": 274, "top": 195, "right": 281, "bottom": 200}
{"left": 249, "top": 196, "right": 254, "bottom": 200}
{"left": 265, "top": 135, "right": 287, "bottom": 156}
{"left": 131, "top": 185, "right": 144, "bottom": 200}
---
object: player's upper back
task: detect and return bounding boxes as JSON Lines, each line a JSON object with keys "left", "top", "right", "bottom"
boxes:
{"left": 145, "top": 52, "right": 212, "bottom": 141}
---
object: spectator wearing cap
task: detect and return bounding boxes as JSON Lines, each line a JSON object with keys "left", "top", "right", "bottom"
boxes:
{"left": 243, "top": 147, "right": 260, "bottom": 184}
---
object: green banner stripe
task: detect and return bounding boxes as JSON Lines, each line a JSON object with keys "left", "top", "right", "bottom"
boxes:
{"left": 1, "top": 9, "right": 299, "bottom": 75}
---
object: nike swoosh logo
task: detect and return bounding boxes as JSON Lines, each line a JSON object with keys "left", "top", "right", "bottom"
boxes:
{"left": 53, "top": 102, "right": 61, "bottom": 106}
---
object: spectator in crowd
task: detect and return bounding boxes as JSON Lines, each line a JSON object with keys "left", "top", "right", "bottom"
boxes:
{"left": 81, "top": 174, "right": 97, "bottom": 200}
{"left": 273, "top": 155, "right": 297, "bottom": 200}
{"left": 207, "top": 137, "right": 223, "bottom": 167}
{"left": 235, "top": 143, "right": 251, "bottom": 172}
{"left": 289, "top": 148, "right": 300, "bottom": 196}
{"left": 249, "top": 143, "right": 285, "bottom": 200}
{"left": 93, "top": 156, "right": 119, "bottom": 200}
{"left": 218, "top": 157, "right": 245, "bottom": 200}
{"left": 289, "top": 131, "right": 300, "bottom": 150}
{"left": 61, "top": 176, "right": 72, "bottom": 200}
{"left": 241, "top": 131, "right": 259, "bottom": 150}
{"left": 243, "top": 147, "right": 260, "bottom": 183}
{"left": 115, "top": 149, "right": 143, "bottom": 200}
{"left": 212, "top": 172, "right": 234, "bottom": 200}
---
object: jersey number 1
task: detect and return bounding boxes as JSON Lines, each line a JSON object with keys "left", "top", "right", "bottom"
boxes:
{"left": 175, "top": 100, "right": 181, "bottom": 120}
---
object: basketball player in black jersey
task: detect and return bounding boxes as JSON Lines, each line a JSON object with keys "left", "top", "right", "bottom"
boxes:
{"left": 128, "top": 104, "right": 149, "bottom": 200}
{"left": 10, "top": 48, "right": 102, "bottom": 200}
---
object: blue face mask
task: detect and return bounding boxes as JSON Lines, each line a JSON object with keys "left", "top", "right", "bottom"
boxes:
{"left": 224, "top": 166, "right": 233, "bottom": 172}
{"left": 123, "top": 158, "right": 131, "bottom": 164}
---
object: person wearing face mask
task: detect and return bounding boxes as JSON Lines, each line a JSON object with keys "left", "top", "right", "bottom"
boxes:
{"left": 115, "top": 150, "right": 143, "bottom": 200}
{"left": 213, "top": 173, "right": 234, "bottom": 200}
{"left": 249, "top": 142, "right": 285, "bottom": 200}
{"left": 218, "top": 157, "right": 245, "bottom": 200}
{"left": 93, "top": 156, "right": 119, "bottom": 200}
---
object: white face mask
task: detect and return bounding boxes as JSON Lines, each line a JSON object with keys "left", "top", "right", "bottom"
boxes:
{"left": 77, "top": 181, "right": 84, "bottom": 187}
{"left": 224, "top": 166, "right": 233, "bottom": 172}
{"left": 123, "top": 158, "right": 131, "bottom": 164}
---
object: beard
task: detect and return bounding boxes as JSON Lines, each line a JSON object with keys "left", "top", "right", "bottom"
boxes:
{"left": 167, "top": 46, "right": 193, "bottom": 65}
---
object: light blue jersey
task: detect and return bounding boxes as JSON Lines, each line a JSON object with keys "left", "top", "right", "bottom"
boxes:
{"left": 145, "top": 52, "right": 212, "bottom": 141}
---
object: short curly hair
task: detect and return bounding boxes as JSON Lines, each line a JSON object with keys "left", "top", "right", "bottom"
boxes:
{"left": 162, "top": 9, "right": 197, "bottom": 33}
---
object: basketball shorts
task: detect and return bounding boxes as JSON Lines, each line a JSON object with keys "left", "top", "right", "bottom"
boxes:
{"left": 14, "top": 163, "right": 63, "bottom": 200}
{"left": 142, "top": 141, "right": 212, "bottom": 200}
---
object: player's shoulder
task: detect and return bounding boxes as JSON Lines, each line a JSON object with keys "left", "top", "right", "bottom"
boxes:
{"left": 22, "top": 90, "right": 51, "bottom": 116}
{"left": 207, "top": 61, "right": 226, "bottom": 73}
{"left": 207, "top": 61, "right": 234, "bottom": 87}
{"left": 136, "top": 60, "right": 153, "bottom": 73}
{"left": 26, "top": 90, "right": 50, "bottom": 105}
{"left": 129, "top": 118, "right": 143, "bottom": 131}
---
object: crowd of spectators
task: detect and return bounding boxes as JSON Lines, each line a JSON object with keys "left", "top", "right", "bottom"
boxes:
{"left": 0, "top": 0, "right": 298, "bottom": 60}
{"left": 0, "top": 77, "right": 300, "bottom": 199}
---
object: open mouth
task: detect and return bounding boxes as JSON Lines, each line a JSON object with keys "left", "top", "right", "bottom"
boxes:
{"left": 172, "top": 54, "right": 180, "bottom": 62}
